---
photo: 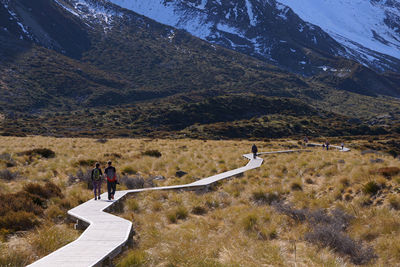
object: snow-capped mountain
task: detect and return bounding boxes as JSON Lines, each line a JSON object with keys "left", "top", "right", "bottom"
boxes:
{"left": 107, "top": 0, "right": 400, "bottom": 74}
{"left": 277, "top": 0, "right": 400, "bottom": 72}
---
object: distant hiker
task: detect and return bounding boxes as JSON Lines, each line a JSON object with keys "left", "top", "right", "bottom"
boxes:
{"left": 304, "top": 136, "right": 309, "bottom": 147}
{"left": 105, "top": 161, "right": 117, "bottom": 200}
{"left": 91, "top": 162, "right": 103, "bottom": 200}
{"left": 326, "top": 141, "right": 330, "bottom": 151}
{"left": 341, "top": 142, "right": 344, "bottom": 150}
{"left": 252, "top": 144, "right": 258, "bottom": 159}
{"left": 322, "top": 143, "right": 325, "bottom": 149}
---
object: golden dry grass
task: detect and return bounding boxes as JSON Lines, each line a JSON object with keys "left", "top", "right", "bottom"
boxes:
{"left": 0, "top": 136, "right": 399, "bottom": 266}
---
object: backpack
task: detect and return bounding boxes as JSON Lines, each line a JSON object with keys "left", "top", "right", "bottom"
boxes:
{"left": 93, "top": 168, "right": 101, "bottom": 181}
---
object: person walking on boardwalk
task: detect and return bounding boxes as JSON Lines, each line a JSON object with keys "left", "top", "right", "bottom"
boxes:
{"left": 252, "top": 144, "right": 258, "bottom": 159}
{"left": 91, "top": 162, "right": 103, "bottom": 200}
{"left": 105, "top": 161, "right": 117, "bottom": 200}
{"left": 326, "top": 141, "right": 330, "bottom": 151}
{"left": 341, "top": 142, "right": 344, "bottom": 150}
{"left": 303, "top": 136, "right": 309, "bottom": 147}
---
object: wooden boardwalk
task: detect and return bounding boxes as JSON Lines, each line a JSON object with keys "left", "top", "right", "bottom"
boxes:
{"left": 28, "top": 145, "right": 349, "bottom": 266}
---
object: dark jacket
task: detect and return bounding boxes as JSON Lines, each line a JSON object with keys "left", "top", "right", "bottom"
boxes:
{"left": 252, "top": 145, "right": 258, "bottom": 154}
{"left": 105, "top": 166, "right": 117, "bottom": 182}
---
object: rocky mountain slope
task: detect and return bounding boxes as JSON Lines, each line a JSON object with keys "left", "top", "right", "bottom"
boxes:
{"left": 108, "top": 0, "right": 400, "bottom": 75}
{"left": 0, "top": 0, "right": 400, "bottom": 138}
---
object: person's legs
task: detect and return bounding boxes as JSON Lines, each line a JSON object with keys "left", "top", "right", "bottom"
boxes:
{"left": 97, "top": 181, "right": 101, "bottom": 199}
{"left": 93, "top": 181, "right": 98, "bottom": 199}
{"left": 107, "top": 180, "right": 112, "bottom": 200}
{"left": 111, "top": 181, "right": 116, "bottom": 199}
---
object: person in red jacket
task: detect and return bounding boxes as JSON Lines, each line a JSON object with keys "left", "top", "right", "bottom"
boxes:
{"left": 104, "top": 161, "right": 117, "bottom": 200}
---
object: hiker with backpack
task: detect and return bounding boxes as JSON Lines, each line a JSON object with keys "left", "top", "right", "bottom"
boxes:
{"left": 105, "top": 161, "right": 117, "bottom": 200}
{"left": 252, "top": 144, "right": 258, "bottom": 159}
{"left": 91, "top": 162, "right": 103, "bottom": 200}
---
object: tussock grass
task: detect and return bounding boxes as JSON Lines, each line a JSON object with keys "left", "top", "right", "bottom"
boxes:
{"left": 1, "top": 136, "right": 400, "bottom": 266}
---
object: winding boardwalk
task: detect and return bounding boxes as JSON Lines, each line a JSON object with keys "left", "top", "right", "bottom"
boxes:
{"left": 29, "top": 144, "right": 349, "bottom": 267}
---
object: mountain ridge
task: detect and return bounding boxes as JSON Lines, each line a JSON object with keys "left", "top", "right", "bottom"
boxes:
{"left": 1, "top": 0, "right": 400, "bottom": 138}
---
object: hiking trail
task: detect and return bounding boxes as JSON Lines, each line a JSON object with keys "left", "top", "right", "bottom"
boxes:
{"left": 28, "top": 143, "right": 349, "bottom": 267}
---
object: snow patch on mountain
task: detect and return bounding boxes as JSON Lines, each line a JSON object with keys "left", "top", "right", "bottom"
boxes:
{"left": 277, "top": 0, "right": 400, "bottom": 60}
{"left": 108, "top": 0, "right": 213, "bottom": 38}
{"left": 245, "top": 0, "right": 257, "bottom": 26}
{"left": 54, "top": 0, "right": 80, "bottom": 17}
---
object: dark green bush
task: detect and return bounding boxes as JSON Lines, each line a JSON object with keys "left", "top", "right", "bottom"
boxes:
{"left": 291, "top": 182, "right": 303, "bottom": 191}
{"left": 19, "top": 148, "right": 55, "bottom": 158}
{"left": 142, "top": 150, "right": 162, "bottom": 158}
{"left": 191, "top": 206, "right": 207, "bottom": 215}
{"left": 75, "top": 159, "right": 97, "bottom": 167}
{"left": 251, "top": 190, "right": 280, "bottom": 205}
{"left": 362, "top": 181, "right": 380, "bottom": 195}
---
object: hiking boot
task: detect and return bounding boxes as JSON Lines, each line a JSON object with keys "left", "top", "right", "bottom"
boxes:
{"left": 95, "top": 196, "right": 97, "bottom": 200}
{"left": 98, "top": 195, "right": 101, "bottom": 200}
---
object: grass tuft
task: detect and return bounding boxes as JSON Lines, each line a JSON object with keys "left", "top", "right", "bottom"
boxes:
{"left": 362, "top": 181, "right": 380, "bottom": 195}
{"left": 142, "top": 150, "right": 162, "bottom": 158}
{"left": 116, "top": 250, "right": 147, "bottom": 267}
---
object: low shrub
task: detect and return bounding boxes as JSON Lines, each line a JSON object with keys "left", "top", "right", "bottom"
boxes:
{"left": 68, "top": 169, "right": 92, "bottom": 189}
{"left": 290, "top": 182, "right": 303, "bottom": 191}
{"left": 0, "top": 211, "right": 40, "bottom": 232}
{"left": 75, "top": 159, "right": 97, "bottom": 167}
{"left": 45, "top": 205, "right": 65, "bottom": 220}
{"left": 273, "top": 202, "right": 307, "bottom": 222}
{"left": 104, "top": 152, "right": 122, "bottom": 158}
{"left": 305, "top": 178, "right": 314, "bottom": 184}
{"left": 0, "top": 153, "right": 16, "bottom": 167}
{"left": 0, "top": 169, "right": 19, "bottom": 181}
{"left": 119, "top": 176, "right": 144, "bottom": 189}
{"left": 374, "top": 167, "right": 400, "bottom": 178}
{"left": 389, "top": 195, "right": 400, "bottom": 210}
{"left": 274, "top": 202, "right": 375, "bottom": 265}
{"left": 122, "top": 166, "right": 137, "bottom": 175}
{"left": 0, "top": 191, "right": 44, "bottom": 216}
{"left": 23, "top": 182, "right": 64, "bottom": 199}
{"left": 191, "top": 206, "right": 207, "bottom": 215}
{"left": 305, "top": 225, "right": 376, "bottom": 265}
{"left": 251, "top": 190, "right": 280, "bottom": 205}
{"left": 19, "top": 148, "right": 55, "bottom": 158}
{"left": 142, "top": 150, "right": 162, "bottom": 158}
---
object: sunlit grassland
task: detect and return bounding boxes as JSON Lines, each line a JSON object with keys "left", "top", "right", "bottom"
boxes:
{"left": 0, "top": 136, "right": 399, "bottom": 266}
